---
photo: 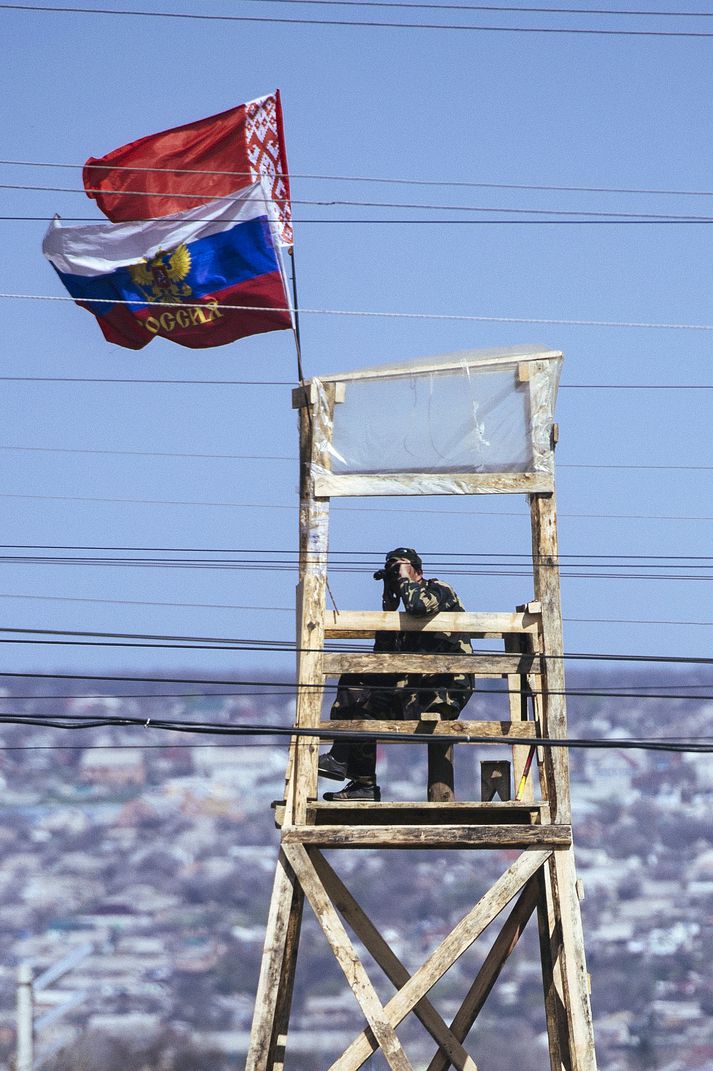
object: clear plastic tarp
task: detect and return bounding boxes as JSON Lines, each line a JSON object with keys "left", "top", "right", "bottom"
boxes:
{"left": 319, "top": 345, "right": 562, "bottom": 476}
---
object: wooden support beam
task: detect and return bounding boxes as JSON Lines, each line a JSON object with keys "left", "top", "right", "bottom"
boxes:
{"left": 287, "top": 385, "right": 334, "bottom": 826}
{"left": 310, "top": 852, "right": 478, "bottom": 1071}
{"left": 537, "top": 864, "right": 571, "bottom": 1071}
{"left": 322, "top": 652, "right": 539, "bottom": 677}
{"left": 426, "top": 875, "right": 540, "bottom": 1071}
{"left": 505, "top": 630, "right": 536, "bottom": 804}
{"left": 314, "top": 471, "right": 554, "bottom": 498}
{"left": 530, "top": 491, "right": 570, "bottom": 823}
{"left": 328, "top": 850, "right": 552, "bottom": 1071}
{"left": 282, "top": 826, "right": 571, "bottom": 849}
{"left": 282, "top": 842, "right": 414, "bottom": 1071}
{"left": 245, "top": 851, "right": 300, "bottom": 1071}
{"left": 318, "top": 719, "right": 538, "bottom": 739}
{"left": 550, "top": 850, "right": 598, "bottom": 1071}
{"left": 324, "top": 610, "right": 540, "bottom": 638}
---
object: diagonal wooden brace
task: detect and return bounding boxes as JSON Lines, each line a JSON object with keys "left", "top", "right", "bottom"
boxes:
{"left": 426, "top": 875, "right": 540, "bottom": 1071}
{"left": 328, "top": 849, "right": 552, "bottom": 1071}
{"left": 282, "top": 841, "right": 414, "bottom": 1071}
{"left": 310, "top": 850, "right": 478, "bottom": 1071}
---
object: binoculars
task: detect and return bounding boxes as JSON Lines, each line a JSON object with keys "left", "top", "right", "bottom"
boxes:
{"left": 373, "top": 560, "right": 401, "bottom": 582}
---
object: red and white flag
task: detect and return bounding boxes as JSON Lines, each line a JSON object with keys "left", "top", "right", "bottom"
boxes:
{"left": 83, "top": 91, "right": 293, "bottom": 246}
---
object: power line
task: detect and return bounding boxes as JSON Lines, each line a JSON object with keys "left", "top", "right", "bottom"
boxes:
{"left": 4, "top": 291, "right": 713, "bottom": 333}
{"left": 0, "top": 377, "right": 710, "bottom": 389}
{"left": 0, "top": 592, "right": 709, "bottom": 628}
{"left": 10, "top": 214, "right": 713, "bottom": 225}
{"left": 14, "top": 181, "right": 713, "bottom": 222}
{"left": 3, "top": 2, "right": 713, "bottom": 37}
{"left": 1, "top": 489, "right": 712, "bottom": 524}
{"left": 2, "top": 645, "right": 713, "bottom": 667}
{"left": 4, "top": 542, "right": 713, "bottom": 559}
{"left": 235, "top": 1, "right": 713, "bottom": 16}
{"left": 1, "top": 711, "right": 713, "bottom": 753}
{"left": 2, "top": 443, "right": 712, "bottom": 472}
{"left": 5, "top": 157, "right": 713, "bottom": 199}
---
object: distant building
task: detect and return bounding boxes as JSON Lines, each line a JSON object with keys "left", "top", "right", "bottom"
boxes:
{"left": 79, "top": 749, "right": 146, "bottom": 787}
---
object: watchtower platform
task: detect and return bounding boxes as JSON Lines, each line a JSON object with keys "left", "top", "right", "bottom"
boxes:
{"left": 247, "top": 346, "right": 597, "bottom": 1071}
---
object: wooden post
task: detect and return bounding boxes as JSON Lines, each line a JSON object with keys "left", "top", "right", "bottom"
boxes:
{"left": 427, "top": 740, "right": 455, "bottom": 802}
{"left": 530, "top": 490, "right": 571, "bottom": 823}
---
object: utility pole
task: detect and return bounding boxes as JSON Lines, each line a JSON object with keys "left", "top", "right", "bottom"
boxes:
{"left": 15, "top": 943, "right": 93, "bottom": 1071}
{"left": 16, "top": 964, "right": 33, "bottom": 1071}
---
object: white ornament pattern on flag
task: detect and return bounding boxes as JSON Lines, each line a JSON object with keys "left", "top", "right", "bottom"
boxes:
{"left": 245, "top": 94, "right": 293, "bottom": 246}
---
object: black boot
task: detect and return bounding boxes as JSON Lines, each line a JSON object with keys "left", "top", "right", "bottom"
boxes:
{"left": 323, "top": 780, "right": 381, "bottom": 802}
{"left": 318, "top": 752, "right": 349, "bottom": 781}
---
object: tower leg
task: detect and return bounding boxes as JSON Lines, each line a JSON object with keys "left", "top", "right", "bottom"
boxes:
{"left": 245, "top": 851, "right": 303, "bottom": 1071}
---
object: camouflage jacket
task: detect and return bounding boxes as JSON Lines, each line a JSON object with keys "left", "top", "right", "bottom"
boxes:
{"left": 374, "top": 577, "right": 472, "bottom": 656}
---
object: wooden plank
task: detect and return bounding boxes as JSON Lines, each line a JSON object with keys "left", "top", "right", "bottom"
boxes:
{"left": 282, "top": 826, "right": 572, "bottom": 849}
{"left": 505, "top": 631, "right": 536, "bottom": 805}
{"left": 426, "top": 876, "right": 540, "bottom": 1071}
{"left": 245, "top": 851, "right": 299, "bottom": 1071}
{"left": 318, "top": 718, "right": 538, "bottom": 739}
{"left": 311, "top": 852, "right": 478, "bottom": 1071}
{"left": 318, "top": 349, "right": 564, "bottom": 383}
{"left": 329, "top": 850, "right": 553, "bottom": 1071}
{"left": 283, "top": 842, "right": 414, "bottom": 1071}
{"left": 324, "top": 610, "right": 540, "bottom": 638}
{"left": 550, "top": 849, "right": 598, "bottom": 1071}
{"left": 530, "top": 491, "right": 570, "bottom": 823}
{"left": 268, "top": 886, "right": 304, "bottom": 1071}
{"left": 537, "top": 864, "right": 570, "bottom": 1071}
{"left": 308, "top": 801, "right": 543, "bottom": 813}
{"left": 287, "top": 384, "right": 334, "bottom": 826}
{"left": 322, "top": 652, "right": 539, "bottom": 677}
{"left": 315, "top": 471, "right": 554, "bottom": 498}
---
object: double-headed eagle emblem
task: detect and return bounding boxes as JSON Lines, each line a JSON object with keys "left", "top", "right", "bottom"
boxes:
{"left": 129, "top": 244, "right": 193, "bottom": 303}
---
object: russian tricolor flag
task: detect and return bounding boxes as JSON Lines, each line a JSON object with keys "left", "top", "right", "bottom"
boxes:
{"left": 42, "top": 182, "right": 293, "bottom": 350}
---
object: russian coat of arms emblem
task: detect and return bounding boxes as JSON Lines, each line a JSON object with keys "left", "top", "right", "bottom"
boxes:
{"left": 128, "top": 244, "right": 193, "bottom": 303}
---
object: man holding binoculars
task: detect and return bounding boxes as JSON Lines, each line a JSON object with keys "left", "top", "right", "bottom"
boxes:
{"left": 318, "top": 547, "right": 474, "bottom": 800}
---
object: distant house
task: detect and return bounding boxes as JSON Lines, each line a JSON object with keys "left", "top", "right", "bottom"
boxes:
{"left": 79, "top": 749, "right": 146, "bottom": 787}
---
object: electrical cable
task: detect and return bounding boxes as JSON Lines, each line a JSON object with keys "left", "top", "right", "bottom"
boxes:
{"left": 3, "top": 3, "right": 713, "bottom": 38}
{"left": 3, "top": 291, "right": 713, "bottom": 334}
{"left": 2, "top": 642, "right": 713, "bottom": 669}
{"left": 230, "top": 1, "right": 713, "bottom": 17}
{"left": 1, "top": 490, "right": 712, "bottom": 524}
{"left": 4, "top": 157, "right": 713, "bottom": 200}
{"left": 9, "top": 215, "right": 713, "bottom": 225}
{"left": 0, "top": 710, "right": 712, "bottom": 754}
{"left": 0, "top": 591, "right": 709, "bottom": 629}
{"left": 0, "top": 377, "right": 710, "bottom": 389}
{"left": 2, "top": 443, "right": 713, "bottom": 473}
{"left": 13, "top": 181, "right": 713, "bottom": 222}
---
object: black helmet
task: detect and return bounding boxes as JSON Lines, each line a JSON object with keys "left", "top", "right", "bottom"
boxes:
{"left": 385, "top": 547, "right": 423, "bottom": 573}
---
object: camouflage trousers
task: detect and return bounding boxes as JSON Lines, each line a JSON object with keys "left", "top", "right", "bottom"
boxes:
{"left": 328, "top": 671, "right": 474, "bottom": 780}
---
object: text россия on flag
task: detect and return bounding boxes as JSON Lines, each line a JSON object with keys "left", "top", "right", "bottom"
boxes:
{"left": 42, "top": 181, "right": 293, "bottom": 350}
{"left": 82, "top": 91, "right": 293, "bottom": 247}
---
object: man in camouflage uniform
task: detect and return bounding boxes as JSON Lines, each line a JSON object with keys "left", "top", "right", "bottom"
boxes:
{"left": 318, "top": 547, "right": 474, "bottom": 800}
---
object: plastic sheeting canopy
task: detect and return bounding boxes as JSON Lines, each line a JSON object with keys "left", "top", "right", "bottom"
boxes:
{"left": 320, "top": 345, "right": 562, "bottom": 476}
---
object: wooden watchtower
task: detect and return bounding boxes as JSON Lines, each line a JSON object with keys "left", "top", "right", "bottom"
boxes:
{"left": 247, "top": 346, "right": 597, "bottom": 1071}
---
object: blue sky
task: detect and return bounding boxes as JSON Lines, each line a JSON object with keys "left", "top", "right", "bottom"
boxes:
{"left": 0, "top": 1, "right": 711, "bottom": 678}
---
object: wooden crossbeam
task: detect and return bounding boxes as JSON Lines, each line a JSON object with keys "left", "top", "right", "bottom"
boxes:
{"left": 313, "top": 471, "right": 554, "bottom": 498}
{"left": 282, "top": 842, "right": 414, "bottom": 1071}
{"left": 282, "top": 826, "right": 571, "bottom": 849}
{"left": 328, "top": 850, "right": 552, "bottom": 1071}
{"left": 317, "top": 719, "right": 538, "bottom": 739}
{"left": 426, "top": 876, "right": 540, "bottom": 1071}
{"left": 322, "top": 652, "right": 539, "bottom": 677}
{"left": 310, "top": 851, "right": 478, "bottom": 1071}
{"left": 324, "top": 610, "right": 540, "bottom": 638}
